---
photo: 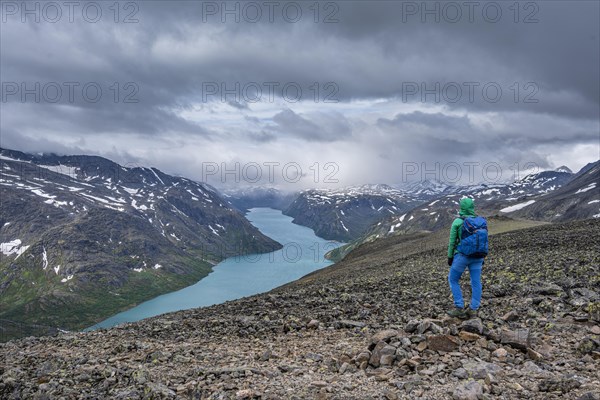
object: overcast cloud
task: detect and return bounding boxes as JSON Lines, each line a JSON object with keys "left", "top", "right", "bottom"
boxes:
{"left": 1, "top": 0, "right": 598, "bottom": 189}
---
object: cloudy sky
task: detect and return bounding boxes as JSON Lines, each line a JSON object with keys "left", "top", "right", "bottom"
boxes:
{"left": 1, "top": 1, "right": 599, "bottom": 190}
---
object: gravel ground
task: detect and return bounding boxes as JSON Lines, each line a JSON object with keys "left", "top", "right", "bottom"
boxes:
{"left": 1, "top": 218, "right": 599, "bottom": 399}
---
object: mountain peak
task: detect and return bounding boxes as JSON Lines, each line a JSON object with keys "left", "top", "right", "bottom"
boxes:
{"left": 555, "top": 165, "right": 573, "bottom": 174}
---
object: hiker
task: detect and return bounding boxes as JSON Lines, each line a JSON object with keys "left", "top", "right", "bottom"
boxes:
{"left": 446, "top": 197, "right": 488, "bottom": 319}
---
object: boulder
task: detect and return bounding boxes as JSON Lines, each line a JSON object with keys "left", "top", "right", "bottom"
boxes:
{"left": 405, "top": 320, "right": 419, "bottom": 333}
{"left": 452, "top": 380, "right": 483, "bottom": 400}
{"left": 459, "top": 331, "right": 481, "bottom": 341}
{"left": 462, "top": 361, "right": 502, "bottom": 380}
{"left": 461, "top": 319, "right": 483, "bottom": 335}
{"left": 369, "top": 341, "right": 397, "bottom": 368}
{"left": 500, "top": 328, "right": 530, "bottom": 350}
{"left": 370, "top": 329, "right": 399, "bottom": 345}
{"left": 427, "top": 335, "right": 460, "bottom": 352}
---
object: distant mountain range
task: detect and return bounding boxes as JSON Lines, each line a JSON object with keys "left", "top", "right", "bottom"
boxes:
{"left": 0, "top": 148, "right": 281, "bottom": 339}
{"left": 282, "top": 184, "right": 420, "bottom": 242}
{"left": 326, "top": 161, "right": 599, "bottom": 261}
{"left": 272, "top": 164, "right": 593, "bottom": 243}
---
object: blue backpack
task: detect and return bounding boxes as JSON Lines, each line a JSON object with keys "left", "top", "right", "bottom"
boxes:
{"left": 457, "top": 216, "right": 488, "bottom": 257}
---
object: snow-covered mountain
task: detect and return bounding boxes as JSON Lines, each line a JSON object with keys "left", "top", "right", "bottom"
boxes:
{"left": 283, "top": 184, "right": 419, "bottom": 241}
{"left": 369, "top": 167, "right": 577, "bottom": 237}
{"left": 503, "top": 161, "right": 599, "bottom": 221}
{"left": 395, "top": 179, "right": 455, "bottom": 200}
{"left": 0, "top": 148, "right": 280, "bottom": 336}
{"left": 283, "top": 167, "right": 579, "bottom": 242}
{"left": 327, "top": 163, "right": 598, "bottom": 260}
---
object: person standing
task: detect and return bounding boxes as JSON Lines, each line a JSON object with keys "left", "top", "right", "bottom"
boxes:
{"left": 446, "top": 197, "right": 488, "bottom": 319}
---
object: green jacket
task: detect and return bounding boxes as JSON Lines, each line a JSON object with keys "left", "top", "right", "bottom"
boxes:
{"left": 448, "top": 197, "right": 477, "bottom": 258}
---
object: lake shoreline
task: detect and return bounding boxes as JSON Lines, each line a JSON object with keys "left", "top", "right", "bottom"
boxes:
{"left": 86, "top": 208, "right": 343, "bottom": 330}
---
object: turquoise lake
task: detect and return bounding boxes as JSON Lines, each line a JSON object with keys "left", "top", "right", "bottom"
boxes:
{"left": 87, "top": 208, "right": 343, "bottom": 330}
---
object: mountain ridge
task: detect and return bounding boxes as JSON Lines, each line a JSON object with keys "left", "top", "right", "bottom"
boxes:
{"left": 0, "top": 148, "right": 282, "bottom": 340}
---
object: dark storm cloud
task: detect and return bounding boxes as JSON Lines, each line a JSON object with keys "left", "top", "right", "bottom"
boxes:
{"left": 0, "top": 0, "right": 598, "bottom": 185}
{"left": 373, "top": 109, "right": 599, "bottom": 175}
{"left": 227, "top": 100, "right": 250, "bottom": 110}
{"left": 267, "top": 109, "right": 352, "bottom": 142}
{"left": 3, "top": 1, "right": 598, "bottom": 117}
{"left": 380, "top": 111, "right": 472, "bottom": 132}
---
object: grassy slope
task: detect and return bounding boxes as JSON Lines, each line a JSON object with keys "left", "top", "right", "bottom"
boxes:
{"left": 326, "top": 216, "right": 548, "bottom": 263}
{"left": 0, "top": 255, "right": 212, "bottom": 341}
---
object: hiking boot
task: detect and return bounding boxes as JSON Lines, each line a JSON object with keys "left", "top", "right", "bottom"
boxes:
{"left": 447, "top": 307, "right": 468, "bottom": 319}
{"left": 467, "top": 309, "right": 479, "bottom": 319}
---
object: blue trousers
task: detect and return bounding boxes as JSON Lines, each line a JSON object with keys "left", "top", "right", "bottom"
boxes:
{"left": 448, "top": 253, "right": 483, "bottom": 310}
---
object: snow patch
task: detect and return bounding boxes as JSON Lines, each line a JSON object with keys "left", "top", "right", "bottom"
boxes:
{"left": 31, "top": 188, "right": 55, "bottom": 199}
{"left": 37, "top": 164, "right": 79, "bottom": 178}
{"left": 132, "top": 199, "right": 148, "bottom": 211}
{"left": 80, "top": 193, "right": 126, "bottom": 211}
{"left": 576, "top": 183, "right": 596, "bottom": 194}
{"left": 149, "top": 168, "right": 165, "bottom": 185}
{"left": 61, "top": 274, "right": 74, "bottom": 283}
{"left": 340, "top": 220, "right": 349, "bottom": 232}
{"left": 0, "top": 239, "right": 30, "bottom": 258}
{"left": 44, "top": 198, "right": 68, "bottom": 207}
{"left": 153, "top": 263, "right": 162, "bottom": 269}
{"left": 42, "top": 247, "right": 48, "bottom": 269}
{"left": 500, "top": 200, "right": 536, "bottom": 213}
{"left": 122, "top": 187, "right": 139, "bottom": 195}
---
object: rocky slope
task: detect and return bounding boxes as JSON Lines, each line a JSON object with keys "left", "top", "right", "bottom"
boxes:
{"left": 1, "top": 218, "right": 599, "bottom": 399}
{"left": 0, "top": 148, "right": 281, "bottom": 340}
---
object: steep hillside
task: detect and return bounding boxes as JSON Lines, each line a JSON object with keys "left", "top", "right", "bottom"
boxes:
{"left": 0, "top": 149, "right": 281, "bottom": 340}
{"left": 503, "top": 161, "right": 599, "bottom": 221}
{"left": 283, "top": 185, "right": 419, "bottom": 242}
{"left": 1, "top": 219, "right": 599, "bottom": 399}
